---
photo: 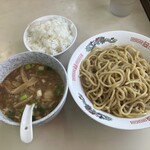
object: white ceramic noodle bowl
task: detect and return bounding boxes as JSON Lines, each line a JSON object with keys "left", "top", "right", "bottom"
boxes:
{"left": 0, "top": 51, "right": 68, "bottom": 142}
{"left": 67, "top": 30, "right": 150, "bottom": 130}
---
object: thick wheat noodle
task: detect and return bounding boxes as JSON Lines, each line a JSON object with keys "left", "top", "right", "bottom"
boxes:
{"left": 80, "top": 45, "right": 150, "bottom": 118}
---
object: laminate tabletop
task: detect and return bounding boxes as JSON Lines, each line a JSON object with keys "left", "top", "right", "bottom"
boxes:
{"left": 0, "top": 0, "right": 150, "bottom": 150}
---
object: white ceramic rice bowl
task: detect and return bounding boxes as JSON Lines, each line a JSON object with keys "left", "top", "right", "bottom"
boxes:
{"left": 23, "top": 15, "right": 77, "bottom": 57}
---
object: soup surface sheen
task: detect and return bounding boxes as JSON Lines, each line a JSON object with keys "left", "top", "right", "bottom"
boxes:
{"left": 0, "top": 64, "right": 64, "bottom": 122}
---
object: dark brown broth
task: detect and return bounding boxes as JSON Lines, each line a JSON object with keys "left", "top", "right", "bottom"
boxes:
{"left": 0, "top": 64, "right": 64, "bottom": 122}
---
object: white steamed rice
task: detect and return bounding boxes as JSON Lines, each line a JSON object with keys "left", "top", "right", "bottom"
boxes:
{"left": 26, "top": 17, "right": 74, "bottom": 55}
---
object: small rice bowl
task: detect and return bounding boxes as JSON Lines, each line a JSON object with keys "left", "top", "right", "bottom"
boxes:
{"left": 24, "top": 15, "right": 77, "bottom": 56}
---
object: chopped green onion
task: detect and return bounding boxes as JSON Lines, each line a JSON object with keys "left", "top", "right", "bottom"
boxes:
{"left": 19, "top": 108, "right": 24, "bottom": 114}
{"left": 37, "top": 66, "right": 45, "bottom": 75}
{"left": 20, "top": 94, "right": 28, "bottom": 101}
{"left": 55, "top": 85, "right": 64, "bottom": 96}
{"left": 25, "top": 64, "right": 32, "bottom": 69}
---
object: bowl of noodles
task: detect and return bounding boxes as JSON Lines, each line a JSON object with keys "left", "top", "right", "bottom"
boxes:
{"left": 68, "top": 30, "right": 150, "bottom": 130}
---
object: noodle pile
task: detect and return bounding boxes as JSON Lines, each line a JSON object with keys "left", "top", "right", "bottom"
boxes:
{"left": 80, "top": 45, "right": 150, "bottom": 118}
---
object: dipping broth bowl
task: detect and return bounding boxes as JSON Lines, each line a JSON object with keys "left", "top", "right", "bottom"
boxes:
{"left": 0, "top": 51, "right": 68, "bottom": 126}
